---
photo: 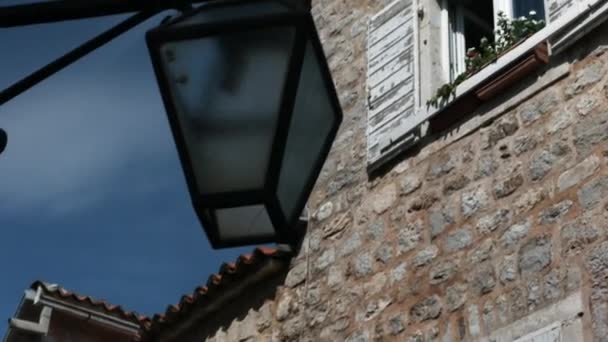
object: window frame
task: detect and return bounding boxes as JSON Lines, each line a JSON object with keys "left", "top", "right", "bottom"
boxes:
{"left": 443, "top": 0, "right": 548, "bottom": 81}
{"left": 423, "top": 0, "right": 606, "bottom": 120}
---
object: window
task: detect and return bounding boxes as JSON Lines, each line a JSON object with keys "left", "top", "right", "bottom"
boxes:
{"left": 444, "top": 0, "right": 547, "bottom": 80}
{"left": 368, "top": 0, "right": 596, "bottom": 171}
{"left": 513, "top": 0, "right": 546, "bottom": 19}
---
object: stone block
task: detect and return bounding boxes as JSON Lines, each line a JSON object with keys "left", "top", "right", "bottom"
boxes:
{"left": 558, "top": 155, "right": 600, "bottom": 192}
{"left": 427, "top": 154, "right": 456, "bottom": 180}
{"left": 430, "top": 206, "right": 455, "bottom": 238}
{"left": 353, "top": 252, "right": 373, "bottom": 277}
{"left": 430, "top": 259, "right": 458, "bottom": 285}
{"left": 538, "top": 200, "right": 573, "bottom": 225}
{"left": 471, "top": 262, "right": 496, "bottom": 295}
{"left": 499, "top": 254, "right": 518, "bottom": 284}
{"left": 446, "top": 283, "right": 467, "bottom": 312}
{"left": 573, "top": 112, "right": 608, "bottom": 157}
{"left": 493, "top": 172, "right": 524, "bottom": 199}
{"left": 501, "top": 220, "right": 531, "bottom": 250}
{"left": 476, "top": 209, "right": 512, "bottom": 235}
{"left": 468, "top": 239, "right": 496, "bottom": 264}
{"left": 370, "top": 183, "right": 397, "bottom": 214}
{"left": 565, "top": 61, "right": 603, "bottom": 97}
{"left": 413, "top": 245, "right": 439, "bottom": 268}
{"left": 519, "top": 236, "right": 552, "bottom": 276}
{"left": 518, "top": 89, "right": 559, "bottom": 125}
{"left": 561, "top": 217, "right": 599, "bottom": 255}
{"left": 410, "top": 295, "right": 442, "bottom": 322}
{"left": 445, "top": 227, "right": 473, "bottom": 253}
{"left": 578, "top": 175, "right": 608, "bottom": 210}
{"left": 401, "top": 174, "right": 422, "bottom": 196}
{"left": 462, "top": 187, "right": 489, "bottom": 218}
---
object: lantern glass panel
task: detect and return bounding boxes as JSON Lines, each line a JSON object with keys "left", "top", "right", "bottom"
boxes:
{"left": 160, "top": 27, "right": 295, "bottom": 195}
{"left": 215, "top": 204, "right": 275, "bottom": 240}
{"left": 277, "top": 41, "right": 336, "bottom": 222}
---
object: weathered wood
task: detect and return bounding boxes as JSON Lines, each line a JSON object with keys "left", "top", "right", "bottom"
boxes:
{"left": 368, "top": 49, "right": 411, "bottom": 89}
{"left": 369, "top": 76, "right": 414, "bottom": 119}
{"left": 367, "top": 0, "right": 418, "bottom": 167}
{"left": 369, "top": 0, "right": 412, "bottom": 31}
{"left": 546, "top": 0, "right": 577, "bottom": 22}
{"left": 369, "top": 33, "right": 413, "bottom": 75}
{"left": 368, "top": 9, "right": 412, "bottom": 50}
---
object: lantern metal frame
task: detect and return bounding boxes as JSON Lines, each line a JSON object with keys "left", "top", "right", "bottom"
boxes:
{"left": 146, "top": 0, "right": 342, "bottom": 248}
{"left": 0, "top": 129, "right": 7, "bottom": 155}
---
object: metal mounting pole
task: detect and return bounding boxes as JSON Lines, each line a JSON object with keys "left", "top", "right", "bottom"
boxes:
{"left": 0, "top": 0, "right": 216, "bottom": 105}
{"left": 0, "top": 129, "right": 7, "bottom": 155}
{"left": 0, "top": 10, "right": 157, "bottom": 106}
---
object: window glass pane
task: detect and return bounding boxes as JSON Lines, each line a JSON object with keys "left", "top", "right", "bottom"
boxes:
{"left": 448, "top": 1, "right": 494, "bottom": 80}
{"left": 513, "top": 0, "right": 545, "bottom": 20}
{"left": 277, "top": 41, "right": 336, "bottom": 223}
{"left": 448, "top": 4, "right": 465, "bottom": 79}
{"left": 462, "top": 1, "right": 494, "bottom": 51}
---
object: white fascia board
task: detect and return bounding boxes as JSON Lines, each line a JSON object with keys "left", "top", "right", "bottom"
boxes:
{"left": 23, "top": 289, "right": 36, "bottom": 301}
{"left": 37, "top": 295, "right": 141, "bottom": 333}
{"left": 416, "top": 0, "right": 606, "bottom": 126}
{"left": 9, "top": 306, "right": 52, "bottom": 336}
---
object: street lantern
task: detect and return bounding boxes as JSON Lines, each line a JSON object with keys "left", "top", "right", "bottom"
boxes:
{"left": 146, "top": 0, "right": 342, "bottom": 248}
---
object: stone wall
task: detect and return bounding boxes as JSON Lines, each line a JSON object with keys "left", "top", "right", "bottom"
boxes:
{"left": 204, "top": 0, "right": 608, "bottom": 341}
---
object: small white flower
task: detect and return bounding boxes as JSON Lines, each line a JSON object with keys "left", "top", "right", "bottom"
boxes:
{"left": 519, "top": 16, "right": 527, "bottom": 20}
{"left": 529, "top": 10, "right": 537, "bottom": 16}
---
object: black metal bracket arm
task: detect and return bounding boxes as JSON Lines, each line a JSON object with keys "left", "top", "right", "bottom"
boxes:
{"left": 0, "top": 0, "right": 211, "bottom": 106}
{"left": 0, "top": 10, "right": 157, "bottom": 106}
{"left": 0, "top": 129, "right": 7, "bottom": 155}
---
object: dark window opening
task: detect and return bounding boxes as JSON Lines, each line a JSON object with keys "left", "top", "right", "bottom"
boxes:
{"left": 513, "top": 0, "right": 545, "bottom": 20}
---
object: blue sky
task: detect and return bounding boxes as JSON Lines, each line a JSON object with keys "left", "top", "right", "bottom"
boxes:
{"left": 0, "top": 3, "right": 253, "bottom": 334}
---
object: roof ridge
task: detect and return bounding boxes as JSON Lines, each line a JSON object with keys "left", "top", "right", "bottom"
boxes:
{"left": 136, "top": 247, "right": 292, "bottom": 341}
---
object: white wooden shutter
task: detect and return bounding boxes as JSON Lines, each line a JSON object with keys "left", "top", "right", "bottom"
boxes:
{"left": 513, "top": 323, "right": 561, "bottom": 342}
{"left": 367, "top": 0, "right": 420, "bottom": 171}
{"left": 545, "top": 0, "right": 578, "bottom": 22}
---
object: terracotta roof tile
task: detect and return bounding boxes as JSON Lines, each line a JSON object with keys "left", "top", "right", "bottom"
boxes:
{"left": 30, "top": 280, "right": 150, "bottom": 326}
{"left": 135, "top": 247, "right": 291, "bottom": 341}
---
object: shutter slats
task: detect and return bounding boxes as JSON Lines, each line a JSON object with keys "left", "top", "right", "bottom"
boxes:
{"left": 369, "top": 61, "right": 414, "bottom": 104}
{"left": 369, "top": 95, "right": 415, "bottom": 135}
{"left": 368, "top": 11, "right": 413, "bottom": 57}
{"left": 368, "top": 49, "right": 411, "bottom": 89}
{"left": 546, "top": 0, "right": 577, "bottom": 22}
{"left": 369, "top": 34, "right": 413, "bottom": 75}
{"left": 367, "top": 0, "right": 419, "bottom": 169}
{"left": 369, "top": 0, "right": 411, "bottom": 31}
{"left": 369, "top": 76, "right": 414, "bottom": 122}
{"left": 514, "top": 325, "right": 561, "bottom": 342}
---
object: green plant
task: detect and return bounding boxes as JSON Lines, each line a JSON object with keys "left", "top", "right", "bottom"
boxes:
{"left": 426, "top": 12, "right": 545, "bottom": 109}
